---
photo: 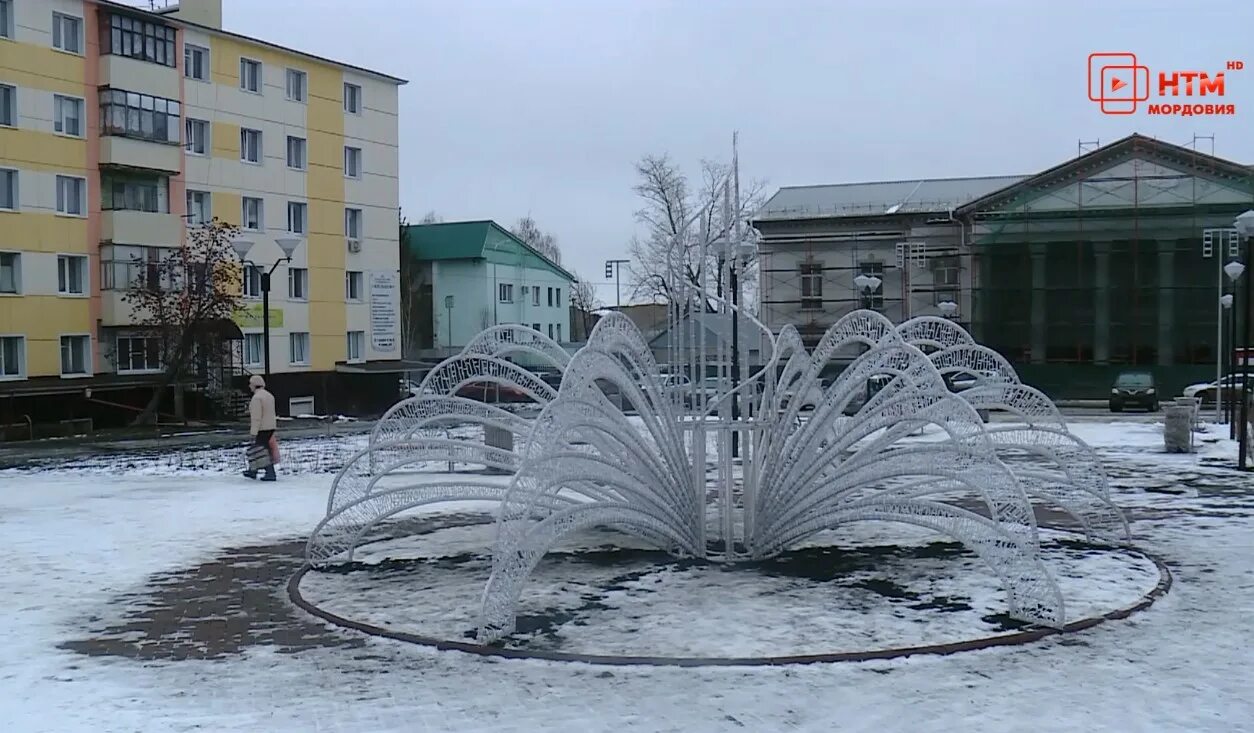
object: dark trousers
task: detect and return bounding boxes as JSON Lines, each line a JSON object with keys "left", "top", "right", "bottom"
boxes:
{"left": 251, "top": 430, "right": 276, "bottom": 477}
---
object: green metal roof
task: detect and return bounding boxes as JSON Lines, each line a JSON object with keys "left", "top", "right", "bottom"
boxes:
{"left": 404, "top": 220, "right": 575, "bottom": 282}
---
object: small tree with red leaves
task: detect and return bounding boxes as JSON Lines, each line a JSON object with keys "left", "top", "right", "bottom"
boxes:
{"left": 122, "top": 218, "right": 244, "bottom": 426}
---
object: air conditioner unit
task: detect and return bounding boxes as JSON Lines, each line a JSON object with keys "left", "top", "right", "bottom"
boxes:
{"left": 346, "top": 238, "right": 362, "bottom": 253}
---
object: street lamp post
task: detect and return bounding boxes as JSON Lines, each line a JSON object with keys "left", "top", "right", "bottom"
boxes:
{"left": 1222, "top": 257, "right": 1245, "bottom": 433}
{"left": 1221, "top": 293, "right": 1235, "bottom": 432}
{"left": 1234, "top": 209, "right": 1254, "bottom": 470}
{"left": 233, "top": 237, "right": 301, "bottom": 378}
{"left": 937, "top": 300, "right": 959, "bottom": 319}
{"left": 853, "top": 274, "right": 882, "bottom": 310}
{"left": 444, "top": 294, "right": 455, "bottom": 355}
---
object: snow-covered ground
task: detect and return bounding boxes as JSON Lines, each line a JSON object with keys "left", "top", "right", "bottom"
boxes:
{"left": 304, "top": 522, "right": 1161, "bottom": 658}
{"left": 1, "top": 419, "right": 1252, "bottom": 732}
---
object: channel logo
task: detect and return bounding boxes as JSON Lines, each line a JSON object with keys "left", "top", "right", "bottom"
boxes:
{"left": 1088, "top": 52, "right": 1151, "bottom": 114}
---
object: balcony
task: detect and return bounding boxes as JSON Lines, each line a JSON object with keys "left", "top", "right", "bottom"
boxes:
{"left": 100, "top": 136, "right": 181, "bottom": 174}
{"left": 100, "top": 291, "right": 142, "bottom": 327}
{"left": 101, "top": 210, "right": 182, "bottom": 247}
{"left": 99, "top": 55, "right": 180, "bottom": 101}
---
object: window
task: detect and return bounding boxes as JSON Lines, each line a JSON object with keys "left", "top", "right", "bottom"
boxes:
{"left": 555, "top": 288, "right": 562, "bottom": 306}
{"left": 185, "top": 118, "right": 208, "bottom": 154}
{"left": 289, "top": 332, "right": 310, "bottom": 365}
{"left": 102, "top": 174, "right": 167, "bottom": 212}
{"left": 288, "top": 267, "right": 307, "bottom": 300}
{"left": 53, "top": 95, "right": 83, "bottom": 137}
{"left": 344, "top": 82, "right": 361, "bottom": 113}
{"left": 242, "top": 197, "right": 263, "bottom": 230}
{"left": 532, "top": 287, "right": 540, "bottom": 306}
{"left": 0, "top": 335, "right": 23, "bottom": 379}
{"left": 102, "top": 14, "right": 176, "bottom": 67}
{"left": 933, "top": 255, "right": 960, "bottom": 288}
{"left": 800, "top": 262, "right": 823, "bottom": 310}
{"left": 857, "top": 261, "right": 884, "bottom": 309}
{"left": 344, "top": 146, "right": 361, "bottom": 178}
{"left": 239, "top": 58, "right": 261, "bottom": 93}
{"left": 287, "top": 201, "right": 307, "bottom": 234}
{"left": 0, "top": 0, "right": 11, "bottom": 40}
{"left": 344, "top": 208, "right": 362, "bottom": 238}
{"left": 52, "top": 13, "right": 83, "bottom": 54}
{"left": 240, "top": 128, "right": 262, "bottom": 163}
{"left": 57, "top": 255, "right": 87, "bottom": 295}
{"left": 187, "top": 190, "right": 210, "bottom": 225}
{"left": 56, "top": 176, "right": 86, "bottom": 216}
{"left": 184, "top": 44, "right": 209, "bottom": 81}
{"left": 285, "top": 68, "right": 306, "bottom": 102}
{"left": 99, "top": 244, "right": 173, "bottom": 291}
{"left": 345, "top": 270, "right": 363, "bottom": 300}
{"left": 0, "top": 84, "right": 13, "bottom": 127}
{"left": 0, "top": 169, "right": 15, "bottom": 210}
{"left": 242, "top": 333, "right": 263, "bottom": 367}
{"left": 0, "top": 252, "right": 19, "bottom": 293}
{"left": 242, "top": 264, "right": 262, "bottom": 297}
{"left": 99, "top": 89, "right": 181, "bottom": 143}
{"left": 60, "top": 335, "right": 89, "bottom": 375}
{"left": 346, "top": 330, "right": 364, "bottom": 362}
{"left": 548, "top": 323, "right": 554, "bottom": 339}
{"left": 116, "top": 335, "right": 160, "bottom": 373}
{"left": 531, "top": 322, "right": 541, "bottom": 332}
{"left": 547, "top": 287, "right": 553, "bottom": 307}
{"left": 286, "top": 136, "right": 306, "bottom": 170}
{"left": 556, "top": 324, "right": 562, "bottom": 342}
{"left": 499, "top": 283, "right": 514, "bottom": 303}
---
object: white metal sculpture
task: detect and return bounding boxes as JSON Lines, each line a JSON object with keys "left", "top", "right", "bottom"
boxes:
{"left": 309, "top": 282, "right": 1128, "bottom": 646}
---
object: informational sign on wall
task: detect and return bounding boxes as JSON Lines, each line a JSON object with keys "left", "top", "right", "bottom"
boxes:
{"left": 232, "top": 303, "right": 283, "bottom": 329}
{"left": 369, "top": 270, "right": 399, "bottom": 353}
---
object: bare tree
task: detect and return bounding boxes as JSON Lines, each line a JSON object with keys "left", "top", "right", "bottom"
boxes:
{"left": 122, "top": 218, "right": 245, "bottom": 426}
{"left": 418, "top": 210, "right": 443, "bottom": 224}
{"left": 627, "top": 153, "right": 765, "bottom": 311}
{"left": 511, "top": 215, "right": 562, "bottom": 265}
{"left": 569, "top": 276, "right": 602, "bottom": 340}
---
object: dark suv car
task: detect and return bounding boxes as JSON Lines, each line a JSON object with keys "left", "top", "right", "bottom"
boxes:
{"left": 1110, "top": 371, "right": 1158, "bottom": 412}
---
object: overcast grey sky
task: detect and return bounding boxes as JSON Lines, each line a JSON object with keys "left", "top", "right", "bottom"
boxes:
{"left": 224, "top": 0, "right": 1254, "bottom": 301}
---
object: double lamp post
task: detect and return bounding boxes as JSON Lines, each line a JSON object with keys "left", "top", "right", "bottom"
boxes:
{"left": 232, "top": 236, "right": 302, "bottom": 378}
{"left": 1230, "top": 210, "right": 1254, "bottom": 470}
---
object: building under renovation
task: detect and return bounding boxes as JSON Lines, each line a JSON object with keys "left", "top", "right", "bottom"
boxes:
{"left": 752, "top": 134, "right": 1254, "bottom": 398}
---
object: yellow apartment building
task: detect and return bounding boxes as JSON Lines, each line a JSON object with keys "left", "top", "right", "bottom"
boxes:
{"left": 0, "top": 0, "right": 405, "bottom": 429}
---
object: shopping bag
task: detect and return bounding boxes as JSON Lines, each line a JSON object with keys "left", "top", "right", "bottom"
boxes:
{"left": 246, "top": 444, "right": 272, "bottom": 471}
{"left": 268, "top": 434, "right": 281, "bottom": 465}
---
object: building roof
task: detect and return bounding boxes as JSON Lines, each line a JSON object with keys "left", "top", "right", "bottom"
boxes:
{"left": 648, "top": 311, "right": 767, "bottom": 353}
{"left": 101, "top": 0, "right": 407, "bottom": 84}
{"left": 404, "top": 220, "right": 576, "bottom": 282}
{"left": 955, "top": 133, "right": 1254, "bottom": 215}
{"left": 755, "top": 175, "right": 1026, "bottom": 222}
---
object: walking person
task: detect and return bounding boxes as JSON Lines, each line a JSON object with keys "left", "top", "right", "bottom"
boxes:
{"left": 243, "top": 374, "right": 278, "bottom": 481}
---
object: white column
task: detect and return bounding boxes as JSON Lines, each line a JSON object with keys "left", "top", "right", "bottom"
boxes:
{"left": 1093, "top": 242, "right": 1110, "bottom": 364}
{"left": 1030, "top": 244, "right": 1047, "bottom": 364}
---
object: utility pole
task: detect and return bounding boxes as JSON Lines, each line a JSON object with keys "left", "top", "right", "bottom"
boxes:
{"left": 605, "top": 259, "right": 629, "bottom": 308}
{"left": 730, "top": 131, "right": 742, "bottom": 459}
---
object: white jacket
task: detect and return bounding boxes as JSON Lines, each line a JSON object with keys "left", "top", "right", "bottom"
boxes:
{"left": 249, "top": 388, "right": 277, "bottom": 435}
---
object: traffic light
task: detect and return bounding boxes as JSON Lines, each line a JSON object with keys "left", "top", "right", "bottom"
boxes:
{"left": 605, "top": 262, "right": 614, "bottom": 279}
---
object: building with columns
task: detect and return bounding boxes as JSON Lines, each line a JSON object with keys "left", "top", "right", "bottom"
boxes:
{"left": 753, "top": 134, "right": 1254, "bottom": 398}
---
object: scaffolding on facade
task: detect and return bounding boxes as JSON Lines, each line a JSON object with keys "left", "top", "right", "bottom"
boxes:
{"left": 968, "top": 134, "right": 1254, "bottom": 395}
